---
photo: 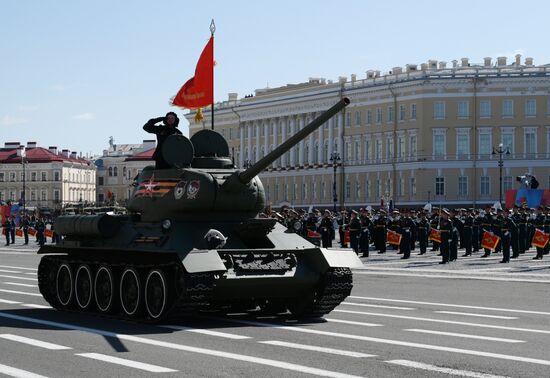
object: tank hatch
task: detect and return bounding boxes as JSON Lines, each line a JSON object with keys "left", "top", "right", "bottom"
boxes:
{"left": 162, "top": 134, "right": 194, "bottom": 168}
{"left": 191, "top": 129, "right": 233, "bottom": 169}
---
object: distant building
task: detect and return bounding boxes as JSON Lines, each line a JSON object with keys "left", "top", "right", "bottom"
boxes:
{"left": 94, "top": 138, "right": 155, "bottom": 204}
{"left": 186, "top": 55, "right": 550, "bottom": 209}
{"left": 0, "top": 141, "right": 96, "bottom": 211}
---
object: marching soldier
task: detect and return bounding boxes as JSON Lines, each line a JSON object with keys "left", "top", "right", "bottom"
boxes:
{"left": 417, "top": 211, "right": 430, "bottom": 255}
{"left": 319, "top": 210, "right": 333, "bottom": 248}
{"left": 348, "top": 210, "right": 361, "bottom": 254}
{"left": 511, "top": 206, "right": 522, "bottom": 258}
{"left": 430, "top": 210, "right": 440, "bottom": 252}
{"left": 439, "top": 209, "right": 452, "bottom": 264}
{"left": 449, "top": 209, "right": 460, "bottom": 262}
{"left": 399, "top": 210, "right": 414, "bottom": 259}
{"left": 472, "top": 209, "right": 481, "bottom": 252}
{"left": 532, "top": 207, "right": 545, "bottom": 260}
{"left": 359, "top": 209, "right": 372, "bottom": 257}
{"left": 374, "top": 210, "right": 387, "bottom": 253}
{"left": 500, "top": 210, "right": 516, "bottom": 263}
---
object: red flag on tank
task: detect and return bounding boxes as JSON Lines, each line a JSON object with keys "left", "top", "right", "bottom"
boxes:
{"left": 387, "top": 229, "right": 402, "bottom": 246}
{"left": 481, "top": 231, "right": 500, "bottom": 251}
{"left": 532, "top": 228, "right": 550, "bottom": 248}
{"left": 172, "top": 36, "right": 214, "bottom": 109}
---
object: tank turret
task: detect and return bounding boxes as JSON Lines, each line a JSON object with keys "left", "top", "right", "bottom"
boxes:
{"left": 128, "top": 97, "right": 350, "bottom": 222}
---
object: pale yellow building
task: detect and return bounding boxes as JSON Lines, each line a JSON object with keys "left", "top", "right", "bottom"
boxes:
{"left": 186, "top": 55, "right": 550, "bottom": 209}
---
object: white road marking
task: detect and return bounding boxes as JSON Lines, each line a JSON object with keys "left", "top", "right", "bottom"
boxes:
{"left": 0, "top": 269, "right": 21, "bottom": 274}
{"left": 404, "top": 329, "right": 525, "bottom": 343}
{"left": 76, "top": 353, "right": 177, "bottom": 373}
{"left": 24, "top": 273, "right": 36, "bottom": 276}
{"left": 342, "top": 302, "right": 415, "bottom": 310}
{"left": 0, "top": 362, "right": 48, "bottom": 378}
{"left": 386, "top": 359, "right": 509, "bottom": 378}
{"left": 3, "top": 282, "right": 37, "bottom": 288}
{"left": 353, "top": 270, "right": 550, "bottom": 283}
{"left": 0, "top": 298, "right": 22, "bottom": 304}
{"left": 324, "top": 318, "right": 384, "bottom": 327}
{"left": 0, "top": 312, "right": 364, "bottom": 378}
{"left": 349, "top": 295, "right": 550, "bottom": 316}
{"left": 215, "top": 317, "right": 550, "bottom": 367}
{"left": 21, "top": 304, "right": 50, "bottom": 309}
{"left": 163, "top": 325, "right": 252, "bottom": 340}
{"left": 435, "top": 311, "right": 517, "bottom": 320}
{"left": 0, "top": 275, "right": 37, "bottom": 282}
{"left": 333, "top": 309, "right": 550, "bottom": 335}
{"left": 0, "top": 289, "right": 41, "bottom": 297}
{"left": 0, "top": 333, "right": 71, "bottom": 350}
{"left": 0, "top": 265, "right": 37, "bottom": 271}
{"left": 259, "top": 340, "right": 376, "bottom": 358}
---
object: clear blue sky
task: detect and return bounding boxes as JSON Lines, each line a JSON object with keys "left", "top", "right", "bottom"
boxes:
{"left": 1, "top": 0, "right": 549, "bottom": 156}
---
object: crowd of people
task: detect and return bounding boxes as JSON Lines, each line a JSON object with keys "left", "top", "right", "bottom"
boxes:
{"left": 2, "top": 215, "right": 58, "bottom": 247}
{"left": 262, "top": 205, "right": 550, "bottom": 264}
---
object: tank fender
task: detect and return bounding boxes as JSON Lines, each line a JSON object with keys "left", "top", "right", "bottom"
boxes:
{"left": 318, "top": 248, "right": 363, "bottom": 269}
{"left": 182, "top": 249, "right": 227, "bottom": 273}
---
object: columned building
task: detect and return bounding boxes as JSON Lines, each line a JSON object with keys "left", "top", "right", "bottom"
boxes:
{"left": 0, "top": 141, "right": 96, "bottom": 211}
{"left": 186, "top": 55, "right": 550, "bottom": 209}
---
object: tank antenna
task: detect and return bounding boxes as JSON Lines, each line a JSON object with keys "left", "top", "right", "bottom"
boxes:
{"left": 210, "top": 19, "right": 216, "bottom": 131}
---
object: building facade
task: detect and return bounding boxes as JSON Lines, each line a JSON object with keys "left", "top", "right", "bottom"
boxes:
{"left": 94, "top": 138, "right": 155, "bottom": 204}
{"left": 0, "top": 142, "right": 96, "bottom": 211}
{"left": 186, "top": 55, "right": 550, "bottom": 209}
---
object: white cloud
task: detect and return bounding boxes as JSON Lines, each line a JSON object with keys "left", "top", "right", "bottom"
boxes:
{"left": 1, "top": 115, "right": 29, "bottom": 126}
{"left": 73, "top": 113, "right": 94, "bottom": 121}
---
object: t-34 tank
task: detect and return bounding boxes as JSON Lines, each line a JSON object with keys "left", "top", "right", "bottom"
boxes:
{"left": 37, "top": 97, "right": 362, "bottom": 322}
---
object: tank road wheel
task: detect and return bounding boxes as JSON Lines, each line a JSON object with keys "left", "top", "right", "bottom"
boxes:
{"left": 145, "top": 269, "right": 167, "bottom": 320}
{"left": 75, "top": 264, "right": 93, "bottom": 309}
{"left": 56, "top": 263, "right": 73, "bottom": 307}
{"left": 94, "top": 265, "right": 115, "bottom": 313}
{"left": 120, "top": 268, "right": 141, "bottom": 316}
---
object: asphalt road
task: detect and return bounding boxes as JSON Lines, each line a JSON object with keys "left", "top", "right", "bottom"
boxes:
{"left": 0, "top": 243, "right": 549, "bottom": 378}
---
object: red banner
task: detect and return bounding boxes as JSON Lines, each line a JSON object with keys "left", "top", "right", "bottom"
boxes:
{"left": 44, "top": 229, "right": 54, "bottom": 238}
{"left": 387, "top": 230, "right": 402, "bottom": 246}
{"left": 28, "top": 228, "right": 37, "bottom": 237}
{"left": 307, "top": 230, "right": 321, "bottom": 238}
{"left": 15, "top": 229, "right": 23, "bottom": 237}
{"left": 481, "top": 231, "right": 500, "bottom": 251}
{"left": 428, "top": 228, "right": 441, "bottom": 243}
{"left": 532, "top": 228, "right": 550, "bottom": 249}
{"left": 172, "top": 36, "right": 214, "bottom": 109}
{"left": 344, "top": 230, "right": 350, "bottom": 244}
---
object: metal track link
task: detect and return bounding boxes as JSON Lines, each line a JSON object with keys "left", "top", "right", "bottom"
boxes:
{"left": 309, "top": 267, "right": 353, "bottom": 317}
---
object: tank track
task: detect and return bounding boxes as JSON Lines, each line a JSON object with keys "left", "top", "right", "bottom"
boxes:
{"left": 37, "top": 255, "right": 216, "bottom": 322}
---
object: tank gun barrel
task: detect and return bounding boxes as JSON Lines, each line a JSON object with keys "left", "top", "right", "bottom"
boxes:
{"left": 238, "top": 97, "right": 350, "bottom": 183}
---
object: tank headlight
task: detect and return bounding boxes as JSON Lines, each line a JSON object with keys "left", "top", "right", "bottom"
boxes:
{"left": 161, "top": 219, "right": 172, "bottom": 230}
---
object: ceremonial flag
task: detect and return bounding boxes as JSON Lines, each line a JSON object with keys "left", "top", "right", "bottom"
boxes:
{"left": 481, "top": 231, "right": 500, "bottom": 251}
{"left": 387, "top": 229, "right": 402, "bottom": 246}
{"left": 344, "top": 230, "right": 350, "bottom": 244}
{"left": 172, "top": 36, "right": 214, "bottom": 109}
{"left": 307, "top": 230, "right": 321, "bottom": 238}
{"left": 428, "top": 228, "right": 441, "bottom": 243}
{"left": 531, "top": 228, "right": 550, "bottom": 249}
{"left": 15, "top": 229, "right": 23, "bottom": 237}
{"left": 44, "top": 229, "right": 54, "bottom": 238}
{"left": 28, "top": 228, "right": 37, "bottom": 237}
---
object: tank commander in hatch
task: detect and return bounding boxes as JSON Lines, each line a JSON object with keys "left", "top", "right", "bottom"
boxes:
{"left": 143, "top": 111, "right": 183, "bottom": 169}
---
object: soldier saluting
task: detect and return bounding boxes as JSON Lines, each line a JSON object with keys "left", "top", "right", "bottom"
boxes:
{"left": 143, "top": 112, "right": 183, "bottom": 169}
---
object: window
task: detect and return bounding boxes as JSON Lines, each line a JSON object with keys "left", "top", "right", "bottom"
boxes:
{"left": 502, "top": 99, "right": 514, "bottom": 117}
{"left": 397, "top": 177, "right": 404, "bottom": 196}
{"left": 409, "top": 135, "right": 417, "bottom": 158}
{"left": 434, "top": 102, "right": 445, "bottom": 119}
{"left": 345, "top": 181, "right": 351, "bottom": 199}
{"left": 20, "top": 172, "right": 25, "bottom": 181}
{"left": 386, "top": 138, "right": 393, "bottom": 160}
{"left": 108, "top": 167, "right": 113, "bottom": 177}
{"left": 311, "top": 182, "right": 317, "bottom": 200}
{"left": 365, "top": 179, "right": 370, "bottom": 200}
{"left": 434, "top": 133, "right": 446, "bottom": 157}
{"left": 480, "top": 100, "right": 491, "bottom": 118}
{"left": 525, "top": 99, "right": 536, "bottom": 117}
{"left": 410, "top": 177, "right": 416, "bottom": 196}
{"left": 375, "top": 140, "right": 382, "bottom": 160}
{"left": 375, "top": 179, "right": 381, "bottom": 198}
{"left": 435, "top": 177, "right": 445, "bottom": 196}
{"left": 54, "top": 190, "right": 60, "bottom": 202}
{"left": 354, "top": 141, "right": 360, "bottom": 161}
{"left": 0, "top": 173, "right": 3, "bottom": 182}
{"left": 479, "top": 132, "right": 491, "bottom": 155}
{"left": 410, "top": 103, "right": 417, "bottom": 120}
{"left": 98, "top": 177, "right": 104, "bottom": 186}
{"left": 355, "top": 111, "right": 361, "bottom": 126}
{"left": 113, "top": 167, "right": 118, "bottom": 177}
{"left": 366, "top": 110, "right": 372, "bottom": 124}
{"left": 502, "top": 132, "right": 514, "bottom": 154}
{"left": 457, "top": 132, "right": 470, "bottom": 156}
{"left": 503, "top": 176, "right": 513, "bottom": 192}
{"left": 458, "top": 177, "right": 468, "bottom": 196}
{"left": 302, "top": 183, "right": 307, "bottom": 200}
{"left": 525, "top": 129, "right": 536, "bottom": 156}
{"left": 364, "top": 139, "right": 371, "bottom": 161}
{"left": 41, "top": 191, "right": 47, "bottom": 201}
{"left": 9, "top": 191, "right": 15, "bottom": 201}
{"left": 31, "top": 191, "right": 36, "bottom": 201}
{"left": 9, "top": 172, "right": 15, "bottom": 182}
{"left": 399, "top": 105, "right": 406, "bottom": 121}
{"left": 293, "top": 183, "right": 297, "bottom": 201}
{"left": 355, "top": 180, "right": 361, "bottom": 198}
{"left": 41, "top": 172, "right": 47, "bottom": 181}
{"left": 457, "top": 101, "right": 469, "bottom": 118}
{"left": 376, "top": 108, "right": 382, "bottom": 124}
{"left": 54, "top": 171, "right": 60, "bottom": 181}
{"left": 397, "top": 136, "right": 405, "bottom": 158}
{"left": 321, "top": 182, "right": 325, "bottom": 199}
{"left": 345, "top": 141, "right": 351, "bottom": 161}
{"left": 387, "top": 106, "right": 394, "bottom": 122}
{"left": 345, "top": 112, "right": 351, "bottom": 127}
{"left": 31, "top": 172, "right": 36, "bottom": 181}
{"left": 123, "top": 167, "right": 127, "bottom": 178}
{"left": 480, "top": 176, "right": 490, "bottom": 196}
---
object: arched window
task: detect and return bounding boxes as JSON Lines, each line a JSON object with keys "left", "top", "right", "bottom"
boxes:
{"left": 108, "top": 167, "right": 113, "bottom": 177}
{"left": 123, "top": 167, "right": 127, "bottom": 177}
{"left": 314, "top": 141, "right": 319, "bottom": 164}
{"left": 113, "top": 167, "right": 118, "bottom": 177}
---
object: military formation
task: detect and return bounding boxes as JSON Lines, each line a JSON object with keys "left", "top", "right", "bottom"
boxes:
{"left": 262, "top": 205, "right": 550, "bottom": 264}
{"left": 2, "top": 215, "right": 57, "bottom": 247}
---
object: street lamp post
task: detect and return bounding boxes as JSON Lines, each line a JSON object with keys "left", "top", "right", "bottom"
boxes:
{"left": 330, "top": 151, "right": 341, "bottom": 212}
{"left": 492, "top": 143, "right": 510, "bottom": 206}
